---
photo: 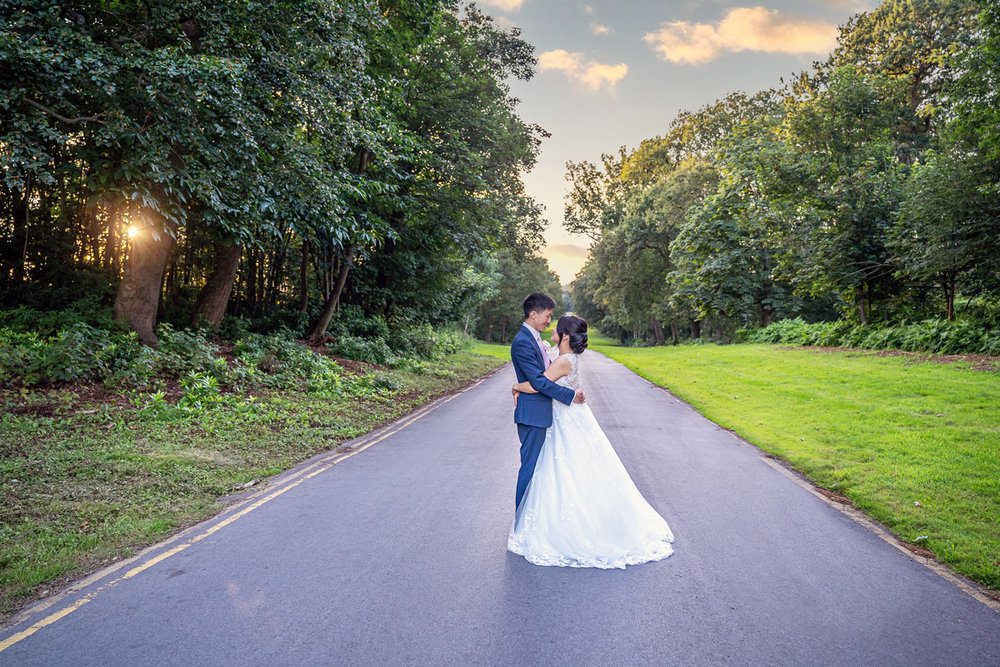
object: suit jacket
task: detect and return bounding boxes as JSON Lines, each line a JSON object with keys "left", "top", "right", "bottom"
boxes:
{"left": 511, "top": 325, "right": 576, "bottom": 428}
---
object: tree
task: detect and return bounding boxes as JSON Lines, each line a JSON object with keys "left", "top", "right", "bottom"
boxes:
{"left": 476, "top": 251, "right": 562, "bottom": 344}
{"left": 0, "top": 0, "right": 381, "bottom": 344}
{"left": 564, "top": 149, "right": 629, "bottom": 242}
{"left": 893, "top": 149, "right": 1000, "bottom": 319}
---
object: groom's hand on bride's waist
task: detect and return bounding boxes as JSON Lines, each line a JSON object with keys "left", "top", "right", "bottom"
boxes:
{"left": 573, "top": 388, "right": 586, "bottom": 404}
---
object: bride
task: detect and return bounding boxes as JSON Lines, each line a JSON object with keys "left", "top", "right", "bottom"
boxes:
{"left": 508, "top": 315, "right": 675, "bottom": 569}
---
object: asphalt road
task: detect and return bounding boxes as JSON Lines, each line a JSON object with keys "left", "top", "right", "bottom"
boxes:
{"left": 2, "top": 352, "right": 998, "bottom": 666}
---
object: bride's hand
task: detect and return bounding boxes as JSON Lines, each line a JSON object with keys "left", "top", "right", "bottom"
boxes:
{"left": 573, "top": 388, "right": 586, "bottom": 404}
{"left": 512, "top": 389, "right": 519, "bottom": 407}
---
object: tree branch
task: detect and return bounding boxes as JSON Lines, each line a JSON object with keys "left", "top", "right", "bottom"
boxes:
{"left": 23, "top": 98, "right": 105, "bottom": 125}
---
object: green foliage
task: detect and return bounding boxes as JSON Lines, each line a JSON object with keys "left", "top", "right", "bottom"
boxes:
{"left": 326, "top": 315, "right": 472, "bottom": 365}
{"left": 744, "top": 317, "right": 997, "bottom": 355}
{"left": 391, "top": 323, "right": 469, "bottom": 360}
{"left": 951, "top": 1, "right": 1000, "bottom": 162}
{"left": 0, "top": 303, "right": 117, "bottom": 337}
{"left": 0, "top": 1, "right": 549, "bottom": 348}
{"left": 570, "top": 0, "right": 995, "bottom": 344}
{"left": 231, "top": 334, "right": 343, "bottom": 393}
{"left": 474, "top": 250, "right": 563, "bottom": 344}
{"left": 0, "top": 323, "right": 153, "bottom": 386}
{"left": 177, "top": 372, "right": 223, "bottom": 413}
{"left": 154, "top": 324, "right": 226, "bottom": 380}
{"left": 328, "top": 334, "right": 395, "bottom": 366}
{"left": 0, "top": 319, "right": 350, "bottom": 394}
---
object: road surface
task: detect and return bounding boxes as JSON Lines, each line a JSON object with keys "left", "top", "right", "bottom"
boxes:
{"left": 2, "top": 352, "right": 998, "bottom": 665}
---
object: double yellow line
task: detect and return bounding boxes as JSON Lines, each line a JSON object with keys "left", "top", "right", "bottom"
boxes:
{"left": 0, "top": 374, "right": 495, "bottom": 653}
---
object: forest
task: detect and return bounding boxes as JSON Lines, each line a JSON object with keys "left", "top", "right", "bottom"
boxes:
{"left": 569, "top": 0, "right": 1000, "bottom": 353}
{"left": 0, "top": 0, "right": 559, "bottom": 368}
{"left": 2, "top": 0, "right": 999, "bottom": 367}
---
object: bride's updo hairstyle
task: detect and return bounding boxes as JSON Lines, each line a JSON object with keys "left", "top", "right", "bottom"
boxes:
{"left": 556, "top": 315, "right": 588, "bottom": 354}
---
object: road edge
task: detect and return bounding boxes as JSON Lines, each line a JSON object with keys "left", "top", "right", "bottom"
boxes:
{"left": 591, "top": 350, "right": 1000, "bottom": 614}
{"left": 0, "top": 362, "right": 511, "bottom": 651}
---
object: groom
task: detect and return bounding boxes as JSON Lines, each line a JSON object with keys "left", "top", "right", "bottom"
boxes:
{"left": 511, "top": 293, "right": 586, "bottom": 509}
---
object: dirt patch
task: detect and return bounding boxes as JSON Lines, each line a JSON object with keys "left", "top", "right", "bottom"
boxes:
{"left": 899, "top": 542, "right": 938, "bottom": 560}
{"left": 780, "top": 345, "right": 1000, "bottom": 371}
{"left": 814, "top": 487, "right": 853, "bottom": 506}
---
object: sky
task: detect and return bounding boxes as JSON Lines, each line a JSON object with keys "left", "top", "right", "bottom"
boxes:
{"left": 479, "top": 0, "right": 877, "bottom": 283}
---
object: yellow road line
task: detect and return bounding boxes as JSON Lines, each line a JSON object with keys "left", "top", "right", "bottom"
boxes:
{"left": 0, "top": 386, "right": 473, "bottom": 653}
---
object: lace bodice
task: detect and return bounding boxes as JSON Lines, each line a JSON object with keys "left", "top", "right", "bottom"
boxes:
{"left": 555, "top": 353, "right": 582, "bottom": 390}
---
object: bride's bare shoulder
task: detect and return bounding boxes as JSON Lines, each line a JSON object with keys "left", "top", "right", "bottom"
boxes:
{"left": 550, "top": 355, "right": 572, "bottom": 372}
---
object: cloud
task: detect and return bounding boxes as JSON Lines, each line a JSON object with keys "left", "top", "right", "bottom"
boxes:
{"left": 590, "top": 23, "right": 612, "bottom": 36}
{"left": 538, "top": 49, "right": 628, "bottom": 91}
{"left": 643, "top": 6, "right": 839, "bottom": 65}
{"left": 479, "top": 0, "right": 525, "bottom": 11}
{"left": 547, "top": 243, "right": 589, "bottom": 258}
{"left": 582, "top": 4, "right": 596, "bottom": 16}
{"left": 545, "top": 244, "right": 591, "bottom": 283}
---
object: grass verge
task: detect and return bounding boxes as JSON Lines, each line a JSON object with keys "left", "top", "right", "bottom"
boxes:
{"left": 470, "top": 341, "right": 511, "bottom": 361}
{"left": 589, "top": 340, "right": 1000, "bottom": 591}
{"left": 0, "top": 350, "right": 505, "bottom": 620}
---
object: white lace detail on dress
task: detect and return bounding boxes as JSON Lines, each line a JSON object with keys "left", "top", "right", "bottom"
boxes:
{"left": 556, "top": 353, "right": 582, "bottom": 390}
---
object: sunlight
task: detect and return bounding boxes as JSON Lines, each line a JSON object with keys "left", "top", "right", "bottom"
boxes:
{"left": 126, "top": 224, "right": 141, "bottom": 239}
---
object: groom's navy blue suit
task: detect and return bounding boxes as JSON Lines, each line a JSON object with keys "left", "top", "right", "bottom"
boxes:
{"left": 511, "top": 324, "right": 576, "bottom": 509}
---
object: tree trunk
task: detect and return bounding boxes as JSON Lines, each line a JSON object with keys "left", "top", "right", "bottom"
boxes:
{"left": 650, "top": 317, "right": 665, "bottom": 346}
{"left": 691, "top": 320, "right": 701, "bottom": 339}
{"left": 87, "top": 205, "right": 101, "bottom": 266}
{"left": 669, "top": 322, "right": 679, "bottom": 345}
{"left": 299, "top": 240, "right": 310, "bottom": 312}
{"left": 305, "top": 146, "right": 371, "bottom": 342}
{"left": 761, "top": 305, "right": 774, "bottom": 327}
{"left": 254, "top": 249, "right": 266, "bottom": 315}
{"left": 113, "top": 210, "right": 177, "bottom": 347}
{"left": 943, "top": 272, "right": 956, "bottom": 321}
{"left": 307, "top": 244, "right": 356, "bottom": 343}
{"left": 266, "top": 239, "right": 286, "bottom": 309}
{"left": 9, "top": 182, "right": 30, "bottom": 284}
{"left": 192, "top": 240, "right": 242, "bottom": 327}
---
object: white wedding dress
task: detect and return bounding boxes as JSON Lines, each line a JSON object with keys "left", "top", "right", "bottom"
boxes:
{"left": 508, "top": 352, "right": 675, "bottom": 569}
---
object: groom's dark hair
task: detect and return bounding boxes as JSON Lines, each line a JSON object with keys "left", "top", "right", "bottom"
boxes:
{"left": 523, "top": 293, "right": 556, "bottom": 319}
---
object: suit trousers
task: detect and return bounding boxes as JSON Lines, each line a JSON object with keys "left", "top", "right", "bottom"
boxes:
{"left": 516, "top": 423, "right": 547, "bottom": 509}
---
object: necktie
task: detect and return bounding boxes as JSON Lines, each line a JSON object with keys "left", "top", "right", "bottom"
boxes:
{"left": 538, "top": 336, "right": 550, "bottom": 369}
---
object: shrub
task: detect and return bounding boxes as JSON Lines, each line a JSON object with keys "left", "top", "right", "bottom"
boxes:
{"left": 390, "top": 323, "right": 471, "bottom": 360}
{"left": 330, "top": 305, "right": 390, "bottom": 340}
{"left": 154, "top": 324, "right": 227, "bottom": 379}
{"left": 178, "top": 372, "right": 223, "bottom": 412}
{"left": 247, "top": 309, "right": 312, "bottom": 337}
{"left": 327, "top": 334, "right": 395, "bottom": 365}
{"left": 232, "top": 334, "right": 343, "bottom": 393}
{"left": 745, "top": 317, "right": 997, "bottom": 355}
{"left": 1, "top": 323, "right": 104, "bottom": 384}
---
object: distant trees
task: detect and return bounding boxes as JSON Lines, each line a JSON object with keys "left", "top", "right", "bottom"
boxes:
{"left": 0, "top": 0, "right": 554, "bottom": 343}
{"left": 474, "top": 250, "right": 563, "bottom": 344}
{"left": 571, "top": 0, "right": 999, "bottom": 343}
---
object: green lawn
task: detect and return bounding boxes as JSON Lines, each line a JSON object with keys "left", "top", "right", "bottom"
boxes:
{"left": 470, "top": 341, "right": 511, "bottom": 361}
{"left": 0, "top": 351, "right": 505, "bottom": 619}
{"left": 590, "top": 339, "right": 1000, "bottom": 591}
